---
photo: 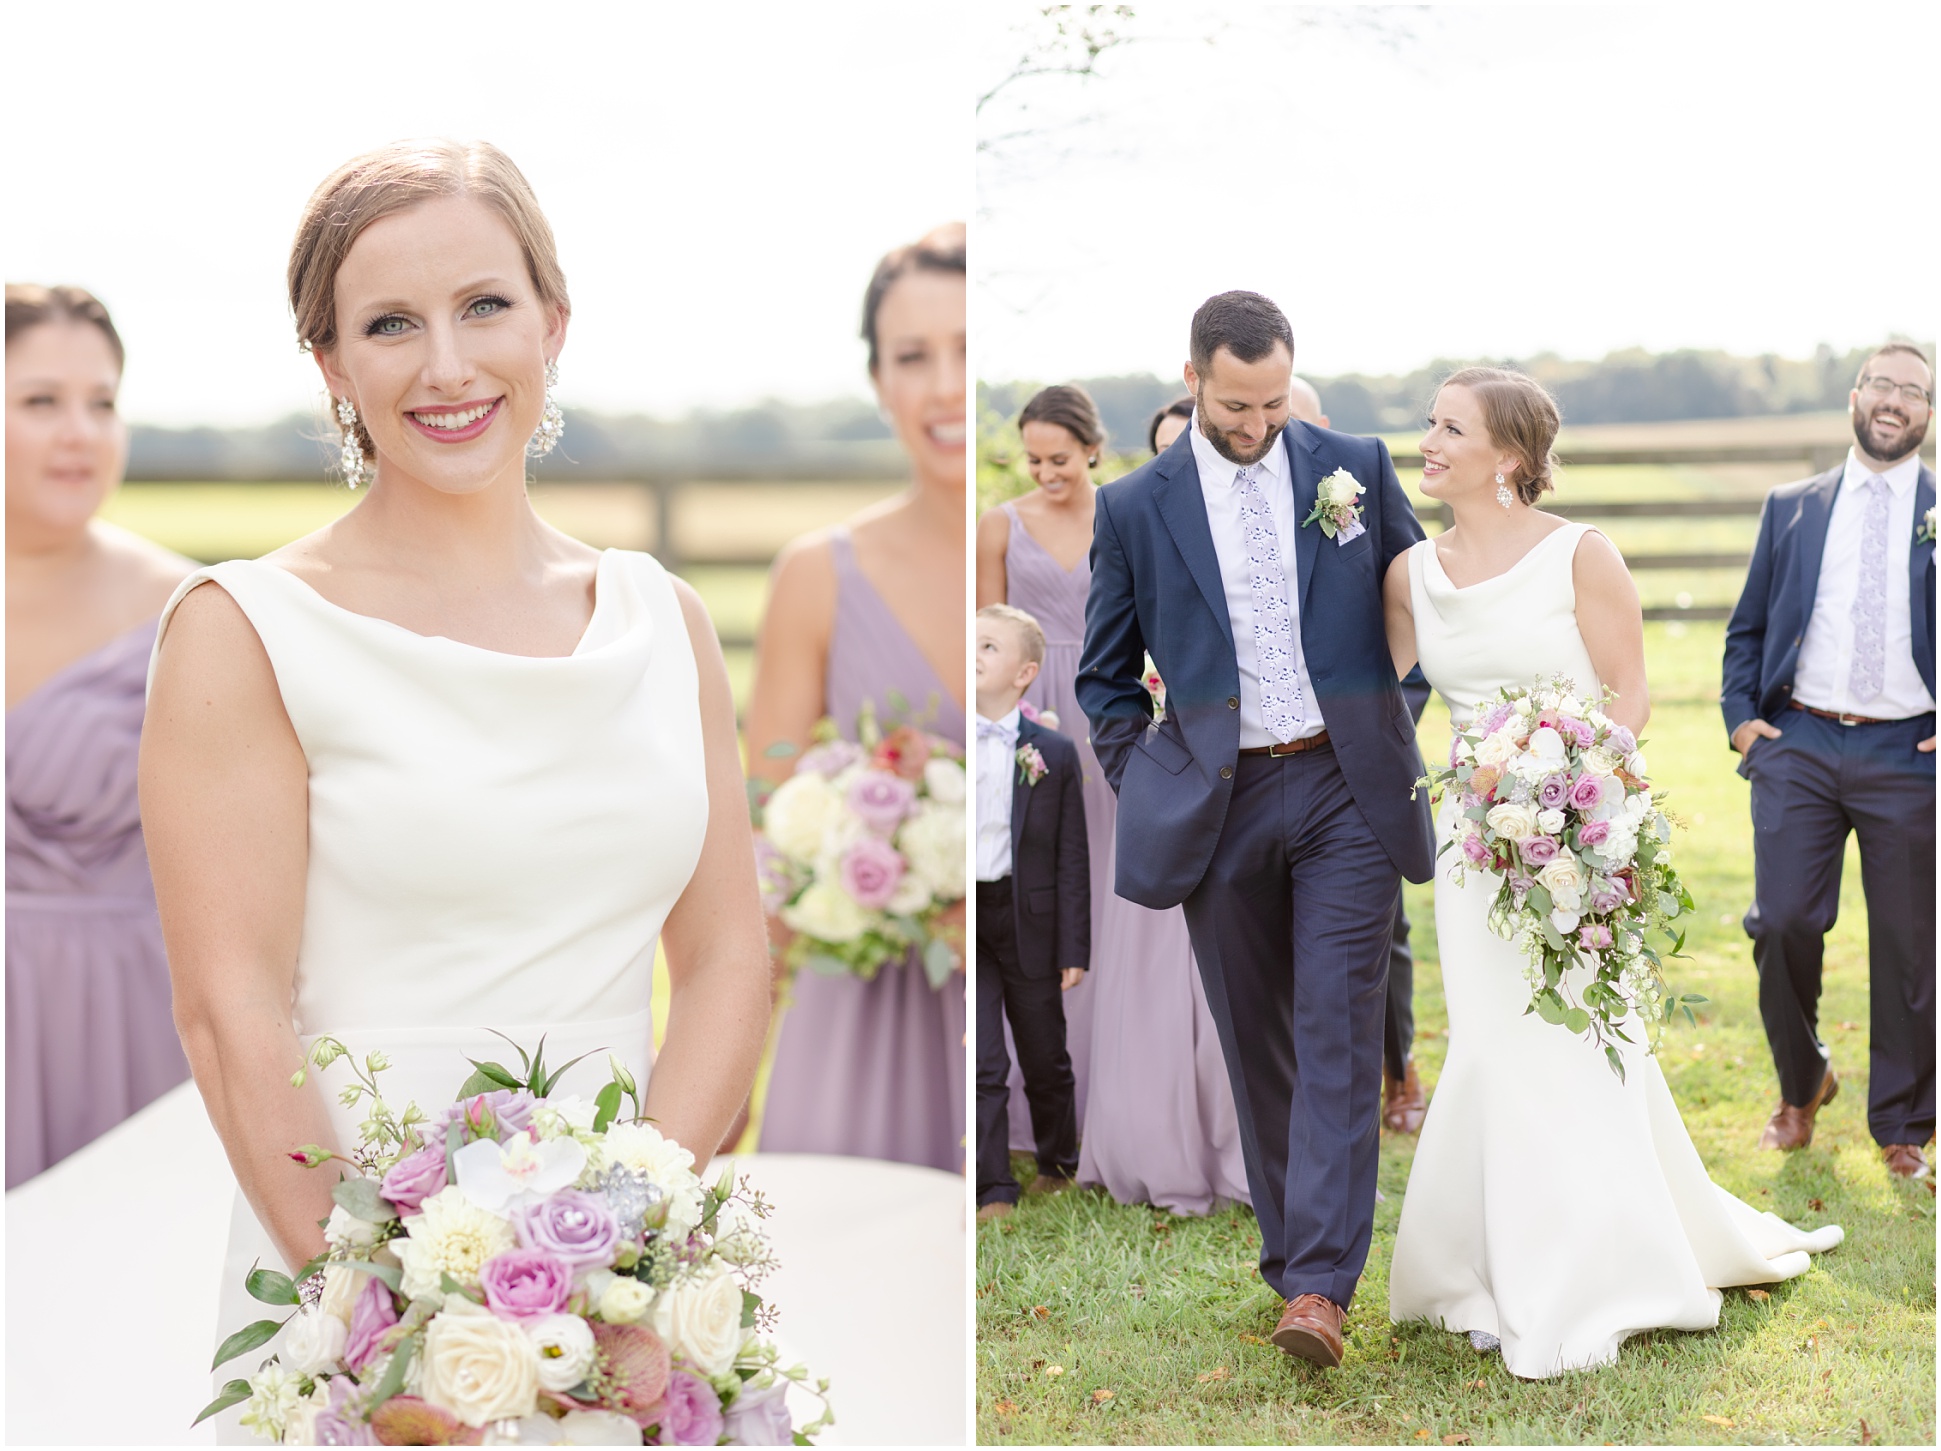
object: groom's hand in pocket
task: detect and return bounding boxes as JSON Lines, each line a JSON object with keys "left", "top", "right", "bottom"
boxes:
{"left": 1731, "top": 718, "right": 1782, "bottom": 755}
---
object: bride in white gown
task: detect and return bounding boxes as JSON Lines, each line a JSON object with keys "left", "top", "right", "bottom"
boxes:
{"left": 1381, "top": 367, "right": 1841, "bottom": 1382}
{"left": 139, "top": 141, "right": 771, "bottom": 1439}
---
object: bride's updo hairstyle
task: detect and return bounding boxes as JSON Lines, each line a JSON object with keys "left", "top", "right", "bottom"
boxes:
{"left": 1018, "top": 384, "right": 1106, "bottom": 464}
{"left": 1440, "top": 366, "right": 1562, "bottom": 506}
{"left": 287, "top": 139, "right": 571, "bottom": 464}
{"left": 859, "top": 221, "right": 966, "bottom": 374}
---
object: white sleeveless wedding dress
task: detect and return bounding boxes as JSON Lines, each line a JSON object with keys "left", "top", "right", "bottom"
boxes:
{"left": 1387, "top": 524, "right": 1842, "bottom": 1381}
{"left": 150, "top": 550, "right": 707, "bottom": 1440}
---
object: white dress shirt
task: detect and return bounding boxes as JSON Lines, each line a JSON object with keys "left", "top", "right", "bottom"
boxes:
{"left": 974, "top": 707, "right": 1019, "bottom": 881}
{"left": 1188, "top": 416, "right": 1326, "bottom": 747}
{"left": 1793, "top": 448, "right": 1934, "bottom": 719}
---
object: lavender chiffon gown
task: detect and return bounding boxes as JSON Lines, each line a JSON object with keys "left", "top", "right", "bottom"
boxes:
{"left": 1002, "top": 502, "right": 1249, "bottom": 1215}
{"left": 758, "top": 527, "right": 968, "bottom": 1172}
{"left": 6, "top": 620, "right": 190, "bottom": 1188}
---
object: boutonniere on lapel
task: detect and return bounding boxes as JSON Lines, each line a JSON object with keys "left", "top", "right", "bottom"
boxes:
{"left": 1919, "top": 506, "right": 1936, "bottom": 546}
{"left": 1302, "top": 466, "right": 1367, "bottom": 543}
{"left": 1016, "top": 743, "right": 1048, "bottom": 788}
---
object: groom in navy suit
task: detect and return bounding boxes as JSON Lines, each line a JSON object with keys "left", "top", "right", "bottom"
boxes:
{"left": 1077, "top": 292, "right": 1432, "bottom": 1367}
{"left": 1723, "top": 342, "right": 1936, "bottom": 1179}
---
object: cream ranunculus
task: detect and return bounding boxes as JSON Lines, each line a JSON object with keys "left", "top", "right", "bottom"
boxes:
{"left": 1537, "top": 856, "right": 1587, "bottom": 899}
{"left": 781, "top": 879, "right": 870, "bottom": 944}
{"left": 1536, "top": 808, "right": 1566, "bottom": 835}
{"left": 595, "top": 1122, "right": 704, "bottom": 1236}
{"left": 419, "top": 1299, "right": 541, "bottom": 1428}
{"left": 283, "top": 1305, "right": 350, "bottom": 1376}
{"left": 897, "top": 802, "right": 966, "bottom": 901}
{"left": 762, "top": 771, "right": 844, "bottom": 863}
{"left": 922, "top": 757, "right": 967, "bottom": 805}
{"left": 394, "top": 1187, "right": 518, "bottom": 1303}
{"left": 650, "top": 1261, "right": 747, "bottom": 1378}
{"left": 597, "top": 1276, "right": 654, "bottom": 1324}
{"left": 319, "top": 1263, "right": 361, "bottom": 1327}
{"left": 523, "top": 1313, "right": 597, "bottom": 1393}
{"left": 1474, "top": 731, "right": 1516, "bottom": 769}
{"left": 1485, "top": 802, "right": 1538, "bottom": 841}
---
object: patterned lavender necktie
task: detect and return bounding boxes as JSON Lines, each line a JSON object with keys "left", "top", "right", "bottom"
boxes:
{"left": 1233, "top": 464, "right": 1304, "bottom": 741}
{"left": 1849, "top": 475, "right": 1890, "bottom": 703}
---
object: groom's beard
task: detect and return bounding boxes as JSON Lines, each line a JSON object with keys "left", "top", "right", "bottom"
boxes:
{"left": 1852, "top": 397, "right": 1928, "bottom": 464}
{"left": 1195, "top": 399, "right": 1285, "bottom": 466}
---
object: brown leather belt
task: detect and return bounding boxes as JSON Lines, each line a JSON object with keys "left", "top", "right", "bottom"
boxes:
{"left": 1789, "top": 702, "right": 1899, "bottom": 726}
{"left": 1238, "top": 731, "right": 1332, "bottom": 757}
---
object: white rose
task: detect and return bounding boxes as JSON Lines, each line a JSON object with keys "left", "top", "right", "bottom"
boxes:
{"left": 238, "top": 1364, "right": 303, "bottom": 1443}
{"left": 1485, "top": 802, "right": 1538, "bottom": 840}
{"left": 524, "top": 1314, "right": 597, "bottom": 1393}
{"left": 1550, "top": 908, "right": 1581, "bottom": 934}
{"left": 762, "top": 772, "right": 843, "bottom": 863}
{"left": 283, "top": 1305, "right": 349, "bottom": 1376}
{"left": 323, "top": 1202, "right": 382, "bottom": 1252}
{"left": 650, "top": 1261, "right": 747, "bottom": 1378}
{"left": 597, "top": 1276, "right": 654, "bottom": 1324}
{"left": 885, "top": 865, "right": 934, "bottom": 915}
{"left": 781, "top": 879, "right": 870, "bottom": 944}
{"left": 594, "top": 1122, "right": 703, "bottom": 1236}
{"left": 1537, "top": 808, "right": 1566, "bottom": 835}
{"left": 1550, "top": 884, "right": 1583, "bottom": 913}
{"left": 921, "top": 757, "right": 967, "bottom": 805}
{"left": 420, "top": 1299, "right": 541, "bottom": 1428}
{"left": 897, "top": 802, "right": 966, "bottom": 901}
{"left": 319, "top": 1263, "right": 360, "bottom": 1327}
{"left": 1474, "top": 732, "right": 1515, "bottom": 768}
{"left": 1581, "top": 746, "right": 1617, "bottom": 777}
{"left": 394, "top": 1187, "right": 517, "bottom": 1303}
{"left": 1537, "top": 856, "right": 1587, "bottom": 898}
{"left": 1600, "top": 828, "right": 1638, "bottom": 866}
{"left": 1320, "top": 467, "right": 1365, "bottom": 507}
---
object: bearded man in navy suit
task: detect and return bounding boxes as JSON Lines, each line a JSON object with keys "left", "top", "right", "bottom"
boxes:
{"left": 1076, "top": 292, "right": 1432, "bottom": 1368}
{"left": 1723, "top": 342, "right": 1937, "bottom": 1180}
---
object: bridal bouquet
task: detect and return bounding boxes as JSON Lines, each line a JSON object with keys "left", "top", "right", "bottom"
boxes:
{"left": 200, "top": 1038, "right": 831, "bottom": 1445}
{"left": 1419, "top": 676, "right": 1701, "bottom": 1081}
{"left": 754, "top": 699, "right": 966, "bottom": 988}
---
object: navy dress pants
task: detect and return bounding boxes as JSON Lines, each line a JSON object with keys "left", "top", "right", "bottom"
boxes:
{"left": 975, "top": 877, "right": 1078, "bottom": 1206}
{"left": 1182, "top": 745, "right": 1399, "bottom": 1308}
{"left": 1745, "top": 709, "right": 1936, "bottom": 1147}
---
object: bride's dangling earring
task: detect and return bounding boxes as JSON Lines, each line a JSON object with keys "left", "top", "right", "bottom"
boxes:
{"left": 336, "top": 397, "right": 371, "bottom": 490}
{"left": 527, "top": 359, "right": 565, "bottom": 458}
{"left": 1495, "top": 472, "right": 1514, "bottom": 510}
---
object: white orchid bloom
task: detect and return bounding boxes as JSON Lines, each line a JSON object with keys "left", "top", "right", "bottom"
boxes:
{"left": 452, "top": 1131, "right": 588, "bottom": 1214}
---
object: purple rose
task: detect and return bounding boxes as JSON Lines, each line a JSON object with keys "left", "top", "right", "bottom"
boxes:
{"left": 1578, "top": 923, "right": 1614, "bottom": 950}
{"left": 314, "top": 1375, "right": 377, "bottom": 1445}
{"left": 838, "top": 837, "right": 906, "bottom": 910}
{"left": 1590, "top": 887, "right": 1625, "bottom": 914}
{"left": 1607, "top": 724, "right": 1637, "bottom": 756}
{"left": 479, "top": 1248, "right": 573, "bottom": 1321}
{"left": 1460, "top": 833, "right": 1489, "bottom": 865}
{"left": 431, "top": 1088, "right": 539, "bottom": 1144}
{"left": 1568, "top": 773, "right": 1606, "bottom": 811}
{"left": 845, "top": 770, "right": 917, "bottom": 835}
{"left": 722, "top": 1380, "right": 795, "bottom": 1446}
{"left": 514, "top": 1189, "right": 621, "bottom": 1270}
{"left": 1579, "top": 819, "right": 1611, "bottom": 847}
{"left": 1520, "top": 836, "right": 1559, "bottom": 866}
{"left": 343, "top": 1271, "right": 401, "bottom": 1372}
{"left": 1537, "top": 773, "right": 1571, "bottom": 811}
{"left": 795, "top": 739, "right": 866, "bottom": 779}
{"left": 380, "top": 1145, "right": 448, "bottom": 1213}
{"left": 1557, "top": 716, "right": 1596, "bottom": 748}
{"left": 660, "top": 1368, "right": 727, "bottom": 1446}
{"left": 1509, "top": 875, "right": 1537, "bottom": 898}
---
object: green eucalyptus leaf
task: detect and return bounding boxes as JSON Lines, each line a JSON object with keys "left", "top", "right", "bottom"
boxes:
{"left": 192, "top": 1379, "right": 254, "bottom": 1427}
{"left": 922, "top": 938, "right": 956, "bottom": 990}
{"left": 1562, "top": 1007, "right": 1591, "bottom": 1035}
{"left": 1605, "top": 1044, "right": 1627, "bottom": 1084}
{"left": 348, "top": 1259, "right": 403, "bottom": 1292}
{"left": 804, "top": 953, "right": 850, "bottom": 977}
{"left": 211, "top": 1316, "right": 286, "bottom": 1371}
{"left": 245, "top": 1266, "right": 300, "bottom": 1306}
{"left": 593, "top": 1081, "right": 624, "bottom": 1135}
{"left": 439, "top": 1272, "right": 484, "bottom": 1304}
{"left": 742, "top": 1288, "right": 762, "bottom": 1329}
{"left": 1535, "top": 992, "right": 1566, "bottom": 1026}
{"left": 332, "top": 1175, "right": 398, "bottom": 1223}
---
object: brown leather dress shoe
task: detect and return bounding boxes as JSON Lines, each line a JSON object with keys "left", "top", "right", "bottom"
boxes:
{"left": 1270, "top": 1294, "right": 1345, "bottom": 1368}
{"left": 1882, "top": 1144, "right": 1931, "bottom": 1180}
{"left": 1757, "top": 1066, "right": 1838, "bottom": 1151}
{"left": 1383, "top": 1060, "right": 1428, "bottom": 1134}
{"left": 976, "top": 1200, "right": 1015, "bottom": 1223}
{"left": 1025, "top": 1172, "right": 1074, "bottom": 1197}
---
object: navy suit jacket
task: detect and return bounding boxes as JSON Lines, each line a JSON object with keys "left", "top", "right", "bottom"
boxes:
{"left": 1722, "top": 460, "right": 1936, "bottom": 774}
{"left": 1003, "top": 717, "right": 1092, "bottom": 978}
{"left": 1077, "top": 421, "right": 1434, "bottom": 909}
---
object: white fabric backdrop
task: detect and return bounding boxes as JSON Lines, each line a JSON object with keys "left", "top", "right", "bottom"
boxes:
{"left": 6, "top": 1084, "right": 965, "bottom": 1445}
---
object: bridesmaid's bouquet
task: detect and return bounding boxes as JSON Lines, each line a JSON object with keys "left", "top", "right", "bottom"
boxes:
{"left": 201, "top": 1038, "right": 831, "bottom": 1445}
{"left": 1418, "top": 675, "right": 1702, "bottom": 1081}
{"left": 753, "top": 699, "right": 966, "bottom": 988}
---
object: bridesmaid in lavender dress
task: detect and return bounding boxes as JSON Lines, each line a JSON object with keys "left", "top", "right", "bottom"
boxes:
{"left": 975, "top": 385, "right": 1248, "bottom": 1214}
{"left": 5, "top": 285, "right": 194, "bottom": 1187}
{"left": 753, "top": 227, "right": 968, "bottom": 1171}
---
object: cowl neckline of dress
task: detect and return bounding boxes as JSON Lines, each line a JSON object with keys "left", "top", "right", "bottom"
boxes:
{"left": 7, "top": 617, "right": 158, "bottom": 725}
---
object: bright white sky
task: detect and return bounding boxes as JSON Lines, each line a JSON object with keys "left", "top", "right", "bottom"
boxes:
{"left": 6, "top": 2, "right": 967, "bottom": 426}
{"left": 977, "top": 2, "right": 1938, "bottom": 385}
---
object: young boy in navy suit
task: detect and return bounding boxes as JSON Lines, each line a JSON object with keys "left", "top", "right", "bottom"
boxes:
{"left": 974, "top": 605, "right": 1091, "bottom": 1221}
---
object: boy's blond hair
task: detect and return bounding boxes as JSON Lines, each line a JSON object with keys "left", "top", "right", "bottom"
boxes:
{"left": 976, "top": 604, "right": 1046, "bottom": 666}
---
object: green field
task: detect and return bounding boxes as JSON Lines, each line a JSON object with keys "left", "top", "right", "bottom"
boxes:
{"left": 975, "top": 621, "right": 1935, "bottom": 1447}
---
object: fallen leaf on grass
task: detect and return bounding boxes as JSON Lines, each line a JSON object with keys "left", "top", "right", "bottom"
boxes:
{"left": 993, "top": 1400, "right": 1017, "bottom": 1415}
{"left": 1702, "top": 1415, "right": 1736, "bottom": 1427}
{"left": 1238, "top": 1333, "right": 1269, "bottom": 1346}
{"left": 1031, "top": 1306, "right": 1050, "bottom": 1320}
{"left": 1746, "top": 1289, "right": 1770, "bottom": 1302}
{"left": 1414, "top": 1431, "right": 1432, "bottom": 1441}
{"left": 1470, "top": 1379, "right": 1487, "bottom": 1389}
{"left": 1837, "top": 1021, "right": 1860, "bottom": 1032}
{"left": 1045, "top": 1365, "right": 1064, "bottom": 1378}
{"left": 1443, "top": 1435, "right": 1472, "bottom": 1445}
{"left": 1092, "top": 1390, "right": 1114, "bottom": 1404}
{"left": 1196, "top": 1367, "right": 1230, "bottom": 1384}
{"left": 1808, "top": 1197, "right": 1826, "bottom": 1212}
{"left": 1859, "top": 1417, "right": 1875, "bottom": 1445}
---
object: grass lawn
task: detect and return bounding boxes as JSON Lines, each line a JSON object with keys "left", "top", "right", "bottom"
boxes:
{"left": 975, "top": 621, "right": 1935, "bottom": 1446}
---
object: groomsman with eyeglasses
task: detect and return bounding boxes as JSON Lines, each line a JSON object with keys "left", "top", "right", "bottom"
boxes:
{"left": 1723, "top": 343, "right": 1937, "bottom": 1179}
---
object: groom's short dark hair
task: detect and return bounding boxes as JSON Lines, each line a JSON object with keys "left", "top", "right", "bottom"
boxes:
{"left": 1190, "top": 291, "right": 1293, "bottom": 375}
